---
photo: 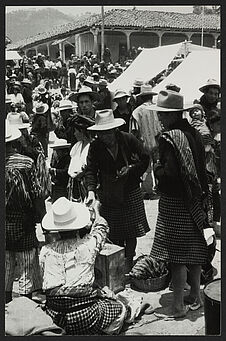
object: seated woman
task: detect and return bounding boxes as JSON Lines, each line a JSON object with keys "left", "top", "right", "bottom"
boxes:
{"left": 40, "top": 198, "right": 151, "bottom": 335}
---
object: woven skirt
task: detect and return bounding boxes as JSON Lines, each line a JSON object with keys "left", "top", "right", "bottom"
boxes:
{"left": 99, "top": 187, "right": 150, "bottom": 240}
{"left": 150, "top": 195, "right": 208, "bottom": 265}
{"left": 45, "top": 295, "right": 123, "bottom": 335}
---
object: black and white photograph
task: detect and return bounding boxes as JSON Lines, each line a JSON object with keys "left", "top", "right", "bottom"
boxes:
{"left": 4, "top": 4, "right": 221, "bottom": 336}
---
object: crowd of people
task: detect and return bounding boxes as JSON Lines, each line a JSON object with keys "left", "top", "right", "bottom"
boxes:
{"left": 5, "top": 51, "right": 221, "bottom": 335}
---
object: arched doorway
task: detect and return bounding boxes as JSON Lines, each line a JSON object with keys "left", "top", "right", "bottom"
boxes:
{"left": 130, "top": 32, "right": 159, "bottom": 49}
{"left": 162, "top": 32, "right": 188, "bottom": 46}
{"left": 191, "top": 33, "right": 215, "bottom": 47}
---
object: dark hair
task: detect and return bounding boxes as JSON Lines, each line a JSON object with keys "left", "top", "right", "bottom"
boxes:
{"left": 140, "top": 94, "right": 153, "bottom": 102}
{"left": 59, "top": 227, "right": 91, "bottom": 240}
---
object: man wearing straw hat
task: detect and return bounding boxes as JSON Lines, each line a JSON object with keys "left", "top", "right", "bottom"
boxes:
{"left": 70, "top": 86, "right": 100, "bottom": 120}
{"left": 130, "top": 84, "right": 162, "bottom": 199}
{"left": 5, "top": 121, "right": 45, "bottom": 304}
{"left": 31, "top": 102, "right": 49, "bottom": 157}
{"left": 147, "top": 88, "right": 209, "bottom": 318}
{"left": 198, "top": 79, "right": 220, "bottom": 124}
{"left": 85, "top": 109, "right": 150, "bottom": 273}
{"left": 113, "top": 89, "right": 132, "bottom": 132}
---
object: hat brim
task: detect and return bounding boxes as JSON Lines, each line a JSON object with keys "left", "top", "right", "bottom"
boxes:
{"left": 88, "top": 118, "right": 125, "bottom": 131}
{"left": 17, "top": 123, "right": 31, "bottom": 130}
{"left": 33, "top": 103, "right": 49, "bottom": 114}
{"left": 5, "top": 129, "right": 21, "bottom": 143}
{"left": 71, "top": 91, "right": 100, "bottom": 102}
{"left": 42, "top": 202, "right": 91, "bottom": 231}
{"left": 113, "top": 95, "right": 130, "bottom": 101}
{"left": 199, "top": 84, "right": 220, "bottom": 93}
{"left": 147, "top": 104, "right": 189, "bottom": 112}
{"left": 50, "top": 143, "right": 71, "bottom": 149}
{"left": 137, "top": 91, "right": 158, "bottom": 97}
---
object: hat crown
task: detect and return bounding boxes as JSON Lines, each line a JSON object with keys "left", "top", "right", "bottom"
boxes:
{"left": 139, "top": 84, "right": 156, "bottom": 95}
{"left": 156, "top": 90, "right": 184, "bottom": 110}
{"left": 95, "top": 109, "right": 115, "bottom": 126}
{"left": 114, "top": 89, "right": 129, "bottom": 99}
{"left": 53, "top": 198, "right": 77, "bottom": 226}
{"left": 5, "top": 120, "right": 21, "bottom": 142}
{"left": 133, "top": 79, "right": 144, "bottom": 87}
{"left": 8, "top": 113, "right": 23, "bottom": 126}
{"left": 78, "top": 86, "right": 93, "bottom": 94}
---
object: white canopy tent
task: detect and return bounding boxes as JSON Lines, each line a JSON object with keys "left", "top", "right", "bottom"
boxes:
{"left": 108, "top": 43, "right": 214, "bottom": 94}
{"left": 5, "top": 50, "right": 23, "bottom": 60}
{"left": 153, "top": 49, "right": 220, "bottom": 106}
{"left": 108, "top": 43, "right": 182, "bottom": 93}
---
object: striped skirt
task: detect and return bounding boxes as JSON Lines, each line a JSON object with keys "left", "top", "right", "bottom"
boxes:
{"left": 150, "top": 195, "right": 208, "bottom": 265}
{"left": 99, "top": 187, "right": 150, "bottom": 240}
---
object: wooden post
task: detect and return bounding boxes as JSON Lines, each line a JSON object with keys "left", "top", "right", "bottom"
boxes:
{"left": 101, "top": 6, "right": 105, "bottom": 61}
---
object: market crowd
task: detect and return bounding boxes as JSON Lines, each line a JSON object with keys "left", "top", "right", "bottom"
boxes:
{"left": 5, "top": 49, "right": 221, "bottom": 335}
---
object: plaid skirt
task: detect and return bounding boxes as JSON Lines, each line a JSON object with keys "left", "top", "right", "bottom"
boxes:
{"left": 45, "top": 294, "right": 123, "bottom": 335}
{"left": 150, "top": 195, "right": 208, "bottom": 265}
{"left": 99, "top": 187, "right": 150, "bottom": 240}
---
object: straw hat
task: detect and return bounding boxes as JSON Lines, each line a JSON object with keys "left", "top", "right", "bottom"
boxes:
{"left": 42, "top": 197, "right": 90, "bottom": 231}
{"left": 199, "top": 79, "right": 220, "bottom": 93}
{"left": 133, "top": 79, "right": 144, "bottom": 88}
{"left": 113, "top": 89, "right": 130, "bottom": 101}
{"left": 88, "top": 109, "right": 125, "bottom": 131}
{"left": 5, "top": 120, "right": 21, "bottom": 143}
{"left": 7, "top": 113, "right": 30, "bottom": 130}
{"left": 37, "top": 86, "right": 47, "bottom": 95}
{"left": 50, "top": 139, "right": 71, "bottom": 149}
{"left": 137, "top": 84, "right": 157, "bottom": 97}
{"left": 98, "top": 79, "right": 108, "bottom": 87}
{"left": 21, "top": 78, "right": 32, "bottom": 85}
{"left": 72, "top": 86, "right": 100, "bottom": 102}
{"left": 148, "top": 89, "right": 190, "bottom": 112}
{"left": 33, "top": 102, "right": 49, "bottom": 114}
{"left": 84, "top": 76, "right": 97, "bottom": 86}
{"left": 58, "top": 99, "right": 74, "bottom": 111}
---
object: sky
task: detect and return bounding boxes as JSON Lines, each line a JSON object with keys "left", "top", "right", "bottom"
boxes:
{"left": 6, "top": 6, "right": 195, "bottom": 16}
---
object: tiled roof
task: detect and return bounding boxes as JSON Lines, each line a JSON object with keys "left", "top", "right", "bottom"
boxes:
{"left": 7, "top": 9, "right": 220, "bottom": 50}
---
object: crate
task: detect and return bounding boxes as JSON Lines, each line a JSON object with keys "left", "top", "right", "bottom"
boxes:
{"left": 94, "top": 243, "right": 125, "bottom": 293}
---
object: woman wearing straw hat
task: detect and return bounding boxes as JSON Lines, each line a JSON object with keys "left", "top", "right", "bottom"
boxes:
{"left": 148, "top": 88, "right": 209, "bottom": 318}
{"left": 85, "top": 109, "right": 150, "bottom": 272}
{"left": 40, "top": 197, "right": 150, "bottom": 334}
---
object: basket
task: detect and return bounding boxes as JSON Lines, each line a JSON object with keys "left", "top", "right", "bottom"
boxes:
{"left": 130, "top": 270, "right": 170, "bottom": 293}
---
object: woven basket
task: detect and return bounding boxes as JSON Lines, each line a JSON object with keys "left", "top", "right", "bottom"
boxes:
{"left": 130, "top": 270, "right": 170, "bottom": 293}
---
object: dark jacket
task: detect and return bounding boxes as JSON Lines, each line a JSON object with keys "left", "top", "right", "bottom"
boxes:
{"left": 85, "top": 130, "right": 150, "bottom": 194}
{"left": 155, "top": 119, "right": 208, "bottom": 198}
{"left": 31, "top": 114, "right": 48, "bottom": 137}
{"left": 113, "top": 105, "right": 133, "bottom": 133}
{"left": 50, "top": 151, "right": 70, "bottom": 187}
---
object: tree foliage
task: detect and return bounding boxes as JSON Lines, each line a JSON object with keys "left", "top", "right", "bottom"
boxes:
{"left": 193, "top": 5, "right": 221, "bottom": 15}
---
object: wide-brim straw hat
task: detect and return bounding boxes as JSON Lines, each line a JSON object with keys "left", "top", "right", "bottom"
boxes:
{"left": 42, "top": 197, "right": 91, "bottom": 231}
{"left": 7, "top": 113, "right": 31, "bottom": 130}
{"left": 88, "top": 109, "right": 125, "bottom": 131}
{"left": 71, "top": 86, "right": 100, "bottom": 102}
{"left": 50, "top": 138, "right": 71, "bottom": 149}
{"left": 199, "top": 79, "right": 220, "bottom": 93}
{"left": 5, "top": 120, "right": 21, "bottom": 143}
{"left": 133, "top": 79, "right": 144, "bottom": 88}
{"left": 58, "top": 99, "right": 75, "bottom": 111}
{"left": 21, "top": 78, "right": 32, "bottom": 85}
{"left": 137, "top": 84, "right": 157, "bottom": 97}
{"left": 148, "top": 89, "right": 190, "bottom": 112}
{"left": 113, "top": 89, "right": 130, "bottom": 101}
{"left": 33, "top": 103, "right": 49, "bottom": 114}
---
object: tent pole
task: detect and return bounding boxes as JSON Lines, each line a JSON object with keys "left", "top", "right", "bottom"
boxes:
{"left": 201, "top": 6, "right": 204, "bottom": 46}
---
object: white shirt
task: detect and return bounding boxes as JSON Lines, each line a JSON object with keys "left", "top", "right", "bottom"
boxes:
{"left": 68, "top": 141, "right": 90, "bottom": 178}
{"left": 39, "top": 216, "right": 108, "bottom": 294}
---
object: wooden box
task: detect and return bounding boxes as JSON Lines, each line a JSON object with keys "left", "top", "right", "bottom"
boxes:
{"left": 94, "top": 243, "right": 125, "bottom": 293}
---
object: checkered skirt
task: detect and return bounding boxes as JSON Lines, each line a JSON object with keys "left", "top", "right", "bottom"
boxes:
{"left": 45, "top": 295, "right": 123, "bottom": 335}
{"left": 150, "top": 195, "right": 208, "bottom": 265}
{"left": 99, "top": 187, "right": 150, "bottom": 240}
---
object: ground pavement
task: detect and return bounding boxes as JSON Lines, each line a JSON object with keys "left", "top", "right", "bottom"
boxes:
{"left": 13, "top": 132, "right": 221, "bottom": 336}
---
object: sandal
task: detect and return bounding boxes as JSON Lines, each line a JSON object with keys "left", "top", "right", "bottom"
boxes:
{"left": 189, "top": 301, "right": 203, "bottom": 311}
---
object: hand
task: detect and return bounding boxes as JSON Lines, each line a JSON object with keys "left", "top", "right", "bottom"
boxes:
{"left": 118, "top": 166, "right": 130, "bottom": 178}
{"left": 85, "top": 191, "right": 95, "bottom": 207}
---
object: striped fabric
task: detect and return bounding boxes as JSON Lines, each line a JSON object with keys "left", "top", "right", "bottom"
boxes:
{"left": 5, "top": 248, "right": 42, "bottom": 294}
{"left": 150, "top": 195, "right": 207, "bottom": 264}
{"left": 45, "top": 294, "right": 123, "bottom": 335}
{"left": 99, "top": 187, "right": 150, "bottom": 240}
{"left": 162, "top": 129, "right": 205, "bottom": 233}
